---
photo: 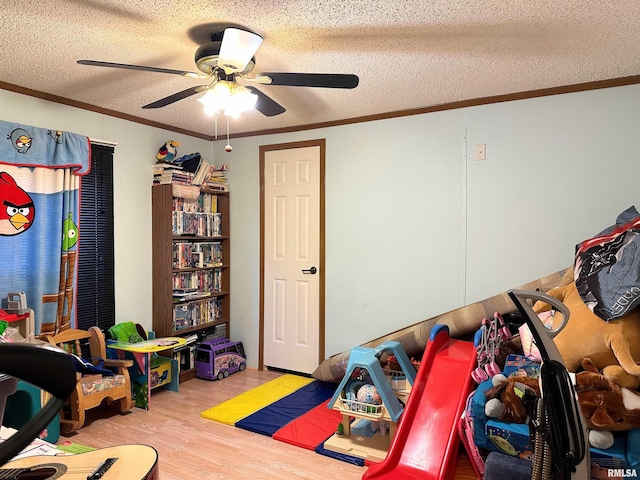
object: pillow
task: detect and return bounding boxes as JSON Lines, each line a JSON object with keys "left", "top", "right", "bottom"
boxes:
{"left": 575, "top": 206, "right": 640, "bottom": 320}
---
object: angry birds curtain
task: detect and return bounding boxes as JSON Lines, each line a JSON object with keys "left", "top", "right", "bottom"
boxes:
{"left": 0, "top": 120, "right": 90, "bottom": 335}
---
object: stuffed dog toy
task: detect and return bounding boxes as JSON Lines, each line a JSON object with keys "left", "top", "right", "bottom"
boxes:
{"left": 532, "top": 270, "right": 640, "bottom": 389}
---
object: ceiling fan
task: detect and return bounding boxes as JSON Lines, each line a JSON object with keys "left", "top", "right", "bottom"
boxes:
{"left": 78, "top": 27, "right": 359, "bottom": 117}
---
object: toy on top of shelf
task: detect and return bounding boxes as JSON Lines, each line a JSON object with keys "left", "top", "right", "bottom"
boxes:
{"left": 156, "top": 139, "right": 180, "bottom": 162}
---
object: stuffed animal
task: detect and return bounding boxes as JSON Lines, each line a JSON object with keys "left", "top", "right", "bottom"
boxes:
{"left": 485, "top": 359, "right": 640, "bottom": 433}
{"left": 156, "top": 139, "right": 180, "bottom": 162}
{"left": 575, "top": 358, "right": 640, "bottom": 432}
{"left": 484, "top": 374, "right": 539, "bottom": 423}
{"left": 532, "top": 270, "right": 640, "bottom": 389}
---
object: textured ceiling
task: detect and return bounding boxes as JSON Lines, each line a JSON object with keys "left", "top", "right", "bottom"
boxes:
{"left": 2, "top": 1, "right": 640, "bottom": 139}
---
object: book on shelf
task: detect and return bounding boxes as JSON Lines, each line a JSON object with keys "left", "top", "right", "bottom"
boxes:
{"left": 173, "top": 287, "right": 198, "bottom": 294}
{"left": 152, "top": 165, "right": 184, "bottom": 177}
{"left": 207, "top": 165, "right": 228, "bottom": 177}
{"left": 172, "top": 297, "right": 223, "bottom": 331}
{"left": 204, "top": 182, "right": 229, "bottom": 192}
{"left": 152, "top": 156, "right": 230, "bottom": 188}
{"left": 153, "top": 163, "right": 183, "bottom": 172}
{"left": 172, "top": 193, "right": 217, "bottom": 214}
{"left": 204, "top": 323, "right": 227, "bottom": 340}
{"left": 173, "top": 241, "right": 222, "bottom": 269}
{"left": 173, "top": 287, "right": 212, "bottom": 297}
{"left": 201, "top": 164, "right": 230, "bottom": 189}
{"left": 191, "top": 158, "right": 212, "bottom": 186}
{"left": 173, "top": 269, "right": 222, "bottom": 296}
{"left": 173, "top": 334, "right": 199, "bottom": 351}
{"left": 172, "top": 287, "right": 199, "bottom": 301}
{"left": 171, "top": 211, "right": 222, "bottom": 236}
{"left": 153, "top": 168, "right": 194, "bottom": 185}
{"left": 191, "top": 251, "right": 203, "bottom": 268}
{"left": 184, "top": 334, "right": 199, "bottom": 343}
{"left": 205, "top": 176, "right": 228, "bottom": 184}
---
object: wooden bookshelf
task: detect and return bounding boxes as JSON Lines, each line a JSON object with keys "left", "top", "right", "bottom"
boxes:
{"left": 152, "top": 183, "right": 230, "bottom": 382}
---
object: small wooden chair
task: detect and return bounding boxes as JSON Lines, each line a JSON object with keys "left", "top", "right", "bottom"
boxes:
{"left": 47, "top": 327, "right": 134, "bottom": 434}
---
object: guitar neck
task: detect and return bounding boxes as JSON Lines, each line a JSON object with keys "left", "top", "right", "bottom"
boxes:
{"left": 1, "top": 444, "right": 158, "bottom": 480}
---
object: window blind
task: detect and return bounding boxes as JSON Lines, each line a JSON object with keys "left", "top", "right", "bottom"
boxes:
{"left": 76, "top": 143, "right": 115, "bottom": 332}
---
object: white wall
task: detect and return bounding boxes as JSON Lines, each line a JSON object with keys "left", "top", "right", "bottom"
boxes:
{"left": 464, "top": 88, "right": 640, "bottom": 302}
{"left": 3, "top": 83, "right": 639, "bottom": 369}
{"left": 216, "top": 84, "right": 640, "bottom": 365}
{"left": 215, "top": 112, "right": 469, "bottom": 362}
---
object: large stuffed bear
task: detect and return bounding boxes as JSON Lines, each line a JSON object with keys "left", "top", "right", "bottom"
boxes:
{"left": 532, "top": 270, "right": 640, "bottom": 389}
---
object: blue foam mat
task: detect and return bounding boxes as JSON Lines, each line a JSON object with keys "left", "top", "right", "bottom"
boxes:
{"left": 314, "top": 442, "right": 366, "bottom": 467}
{"left": 235, "top": 380, "right": 335, "bottom": 436}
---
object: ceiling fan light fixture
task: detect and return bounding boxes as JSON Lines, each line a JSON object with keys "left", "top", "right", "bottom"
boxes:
{"left": 224, "top": 85, "right": 258, "bottom": 117}
{"left": 198, "top": 81, "right": 230, "bottom": 115}
{"left": 218, "top": 28, "right": 263, "bottom": 74}
{"left": 197, "top": 81, "right": 257, "bottom": 116}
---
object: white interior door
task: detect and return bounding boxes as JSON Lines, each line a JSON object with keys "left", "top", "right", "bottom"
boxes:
{"left": 262, "top": 143, "right": 321, "bottom": 374}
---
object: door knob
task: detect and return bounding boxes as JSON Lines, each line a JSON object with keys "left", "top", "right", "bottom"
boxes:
{"left": 302, "top": 266, "right": 317, "bottom": 275}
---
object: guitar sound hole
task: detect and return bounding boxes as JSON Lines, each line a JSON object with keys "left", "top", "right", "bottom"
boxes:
{"left": 17, "top": 466, "right": 60, "bottom": 479}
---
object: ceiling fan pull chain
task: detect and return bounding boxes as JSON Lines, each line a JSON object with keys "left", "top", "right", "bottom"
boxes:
{"left": 225, "top": 115, "right": 233, "bottom": 153}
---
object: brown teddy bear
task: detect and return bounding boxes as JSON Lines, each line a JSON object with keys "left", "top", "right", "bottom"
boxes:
{"left": 485, "top": 359, "right": 640, "bottom": 432}
{"left": 532, "top": 270, "right": 640, "bottom": 389}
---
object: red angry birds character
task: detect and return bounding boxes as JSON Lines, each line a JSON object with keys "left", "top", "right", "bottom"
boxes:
{"left": 0, "top": 172, "right": 35, "bottom": 236}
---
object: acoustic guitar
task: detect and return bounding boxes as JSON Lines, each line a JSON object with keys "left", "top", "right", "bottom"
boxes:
{"left": 0, "top": 444, "right": 158, "bottom": 479}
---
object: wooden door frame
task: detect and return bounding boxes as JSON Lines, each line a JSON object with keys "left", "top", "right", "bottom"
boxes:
{"left": 259, "top": 138, "right": 326, "bottom": 371}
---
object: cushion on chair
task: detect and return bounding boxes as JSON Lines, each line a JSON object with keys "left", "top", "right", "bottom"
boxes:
{"left": 80, "top": 374, "right": 126, "bottom": 396}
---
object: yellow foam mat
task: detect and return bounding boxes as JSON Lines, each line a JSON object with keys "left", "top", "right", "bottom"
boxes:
{"left": 200, "top": 374, "right": 314, "bottom": 425}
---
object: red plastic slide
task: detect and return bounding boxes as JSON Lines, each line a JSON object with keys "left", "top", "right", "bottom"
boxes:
{"left": 363, "top": 324, "right": 477, "bottom": 480}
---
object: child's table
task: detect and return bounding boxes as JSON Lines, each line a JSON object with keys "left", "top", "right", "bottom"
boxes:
{"left": 107, "top": 337, "right": 185, "bottom": 409}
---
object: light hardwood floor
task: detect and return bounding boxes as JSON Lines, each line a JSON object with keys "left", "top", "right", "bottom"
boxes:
{"left": 60, "top": 369, "right": 478, "bottom": 480}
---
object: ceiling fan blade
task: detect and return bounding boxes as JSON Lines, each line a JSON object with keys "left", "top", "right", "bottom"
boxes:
{"left": 246, "top": 86, "right": 286, "bottom": 117}
{"left": 78, "top": 60, "right": 209, "bottom": 78}
{"left": 142, "top": 85, "right": 209, "bottom": 109}
{"left": 259, "top": 72, "right": 359, "bottom": 89}
{"left": 218, "top": 28, "right": 263, "bottom": 73}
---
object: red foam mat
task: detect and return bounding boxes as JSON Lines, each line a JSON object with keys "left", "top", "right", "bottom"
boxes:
{"left": 272, "top": 399, "right": 342, "bottom": 450}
